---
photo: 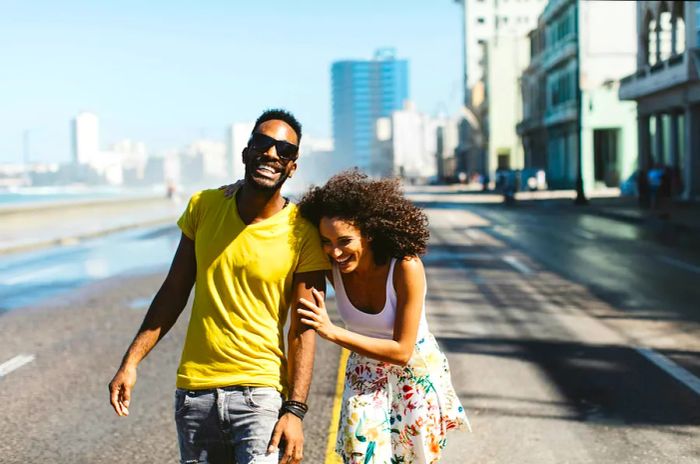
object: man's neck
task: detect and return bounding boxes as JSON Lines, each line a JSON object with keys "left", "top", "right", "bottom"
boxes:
{"left": 236, "top": 184, "right": 287, "bottom": 225}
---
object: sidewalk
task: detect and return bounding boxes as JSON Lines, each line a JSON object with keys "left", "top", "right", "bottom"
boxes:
{"left": 405, "top": 184, "right": 700, "bottom": 244}
{"left": 0, "top": 195, "right": 185, "bottom": 255}
{"left": 515, "top": 191, "right": 700, "bottom": 245}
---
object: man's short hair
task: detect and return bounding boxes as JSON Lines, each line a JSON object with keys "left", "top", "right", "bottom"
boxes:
{"left": 254, "top": 109, "right": 302, "bottom": 143}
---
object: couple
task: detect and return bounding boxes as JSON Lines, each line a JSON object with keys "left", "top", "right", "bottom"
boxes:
{"left": 109, "top": 109, "right": 468, "bottom": 464}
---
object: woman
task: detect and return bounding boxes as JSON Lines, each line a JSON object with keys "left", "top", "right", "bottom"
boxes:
{"left": 296, "top": 170, "right": 469, "bottom": 464}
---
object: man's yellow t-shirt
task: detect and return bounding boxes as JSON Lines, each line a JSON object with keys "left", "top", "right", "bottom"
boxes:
{"left": 175, "top": 189, "right": 329, "bottom": 393}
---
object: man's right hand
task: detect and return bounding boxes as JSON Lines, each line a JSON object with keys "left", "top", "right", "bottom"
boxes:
{"left": 109, "top": 366, "right": 136, "bottom": 417}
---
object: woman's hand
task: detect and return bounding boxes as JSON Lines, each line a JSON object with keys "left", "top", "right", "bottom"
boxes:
{"left": 297, "top": 288, "right": 336, "bottom": 341}
{"left": 218, "top": 179, "right": 244, "bottom": 199}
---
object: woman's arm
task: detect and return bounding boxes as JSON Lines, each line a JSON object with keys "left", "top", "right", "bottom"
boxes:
{"left": 297, "top": 257, "right": 425, "bottom": 366}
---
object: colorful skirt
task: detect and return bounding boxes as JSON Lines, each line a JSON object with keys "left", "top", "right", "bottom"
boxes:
{"left": 336, "top": 333, "right": 470, "bottom": 464}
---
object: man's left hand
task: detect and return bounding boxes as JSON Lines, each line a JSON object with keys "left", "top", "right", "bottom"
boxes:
{"left": 268, "top": 413, "right": 304, "bottom": 464}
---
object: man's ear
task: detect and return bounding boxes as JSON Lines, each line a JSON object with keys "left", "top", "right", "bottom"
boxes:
{"left": 288, "top": 161, "right": 298, "bottom": 179}
{"left": 242, "top": 147, "right": 249, "bottom": 163}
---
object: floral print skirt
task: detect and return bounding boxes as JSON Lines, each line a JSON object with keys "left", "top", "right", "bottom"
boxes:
{"left": 336, "top": 333, "right": 470, "bottom": 464}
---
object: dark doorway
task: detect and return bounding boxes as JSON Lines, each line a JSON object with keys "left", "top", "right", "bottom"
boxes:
{"left": 593, "top": 129, "right": 620, "bottom": 187}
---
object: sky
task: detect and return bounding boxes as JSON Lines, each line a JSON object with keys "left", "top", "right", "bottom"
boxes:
{"left": 0, "top": 0, "right": 463, "bottom": 164}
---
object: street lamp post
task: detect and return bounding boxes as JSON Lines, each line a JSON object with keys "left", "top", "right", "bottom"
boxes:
{"left": 574, "top": 0, "right": 588, "bottom": 205}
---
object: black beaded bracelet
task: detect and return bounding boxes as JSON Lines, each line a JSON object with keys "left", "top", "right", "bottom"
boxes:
{"left": 281, "top": 400, "right": 308, "bottom": 420}
{"left": 283, "top": 400, "right": 309, "bottom": 412}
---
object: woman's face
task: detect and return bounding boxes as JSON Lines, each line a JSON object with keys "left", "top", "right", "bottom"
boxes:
{"left": 319, "top": 217, "right": 371, "bottom": 273}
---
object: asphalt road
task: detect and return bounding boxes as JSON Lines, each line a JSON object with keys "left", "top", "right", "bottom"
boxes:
{"left": 1, "top": 194, "right": 699, "bottom": 463}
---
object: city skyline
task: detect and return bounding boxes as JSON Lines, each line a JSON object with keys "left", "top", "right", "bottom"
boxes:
{"left": 0, "top": 1, "right": 463, "bottom": 165}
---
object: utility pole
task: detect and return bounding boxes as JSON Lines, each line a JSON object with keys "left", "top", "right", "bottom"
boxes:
{"left": 574, "top": 0, "right": 588, "bottom": 205}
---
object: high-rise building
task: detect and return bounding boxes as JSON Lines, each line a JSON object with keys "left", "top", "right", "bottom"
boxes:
{"left": 71, "top": 112, "right": 99, "bottom": 165}
{"left": 331, "top": 48, "right": 409, "bottom": 172}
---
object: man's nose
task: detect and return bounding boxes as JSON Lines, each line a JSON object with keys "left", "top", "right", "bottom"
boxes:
{"left": 332, "top": 247, "right": 342, "bottom": 257}
{"left": 261, "top": 144, "right": 279, "bottom": 160}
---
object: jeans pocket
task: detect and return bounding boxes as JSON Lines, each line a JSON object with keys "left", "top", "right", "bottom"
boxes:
{"left": 174, "top": 388, "right": 191, "bottom": 416}
{"left": 247, "top": 388, "right": 282, "bottom": 415}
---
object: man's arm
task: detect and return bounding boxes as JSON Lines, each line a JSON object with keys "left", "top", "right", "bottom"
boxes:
{"left": 108, "top": 233, "right": 196, "bottom": 416}
{"left": 268, "top": 270, "right": 326, "bottom": 464}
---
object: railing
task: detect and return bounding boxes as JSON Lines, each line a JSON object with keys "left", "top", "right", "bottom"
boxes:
{"left": 619, "top": 50, "right": 696, "bottom": 100}
{"left": 668, "top": 54, "right": 684, "bottom": 66}
{"left": 649, "top": 62, "right": 665, "bottom": 74}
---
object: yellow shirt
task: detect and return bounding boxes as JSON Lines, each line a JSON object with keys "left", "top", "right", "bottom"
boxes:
{"left": 175, "top": 189, "right": 329, "bottom": 392}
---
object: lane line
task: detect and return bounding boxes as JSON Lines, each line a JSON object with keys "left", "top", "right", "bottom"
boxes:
{"left": 325, "top": 348, "right": 349, "bottom": 464}
{"left": 0, "top": 354, "right": 36, "bottom": 377}
{"left": 575, "top": 230, "right": 597, "bottom": 241}
{"left": 635, "top": 347, "right": 700, "bottom": 397}
{"left": 657, "top": 255, "right": 700, "bottom": 275}
{"left": 465, "top": 229, "right": 481, "bottom": 241}
{"left": 502, "top": 255, "right": 533, "bottom": 275}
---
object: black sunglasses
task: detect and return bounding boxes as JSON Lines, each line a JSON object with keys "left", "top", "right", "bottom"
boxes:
{"left": 247, "top": 132, "right": 299, "bottom": 162}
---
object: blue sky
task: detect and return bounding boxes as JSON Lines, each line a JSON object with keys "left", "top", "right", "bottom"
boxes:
{"left": 0, "top": 0, "right": 463, "bottom": 164}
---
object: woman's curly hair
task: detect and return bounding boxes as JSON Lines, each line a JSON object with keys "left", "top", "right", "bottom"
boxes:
{"left": 297, "top": 170, "right": 429, "bottom": 265}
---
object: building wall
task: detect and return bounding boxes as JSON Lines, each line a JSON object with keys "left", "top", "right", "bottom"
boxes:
{"left": 227, "top": 122, "right": 254, "bottom": 181}
{"left": 462, "top": 0, "right": 546, "bottom": 90}
{"left": 581, "top": 84, "right": 638, "bottom": 191}
{"left": 331, "top": 50, "right": 408, "bottom": 172}
{"left": 390, "top": 105, "right": 439, "bottom": 182}
{"left": 487, "top": 34, "right": 530, "bottom": 179}
{"left": 72, "top": 112, "right": 99, "bottom": 165}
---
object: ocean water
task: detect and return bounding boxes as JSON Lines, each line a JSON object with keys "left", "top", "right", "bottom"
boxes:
{"left": 0, "top": 185, "right": 166, "bottom": 207}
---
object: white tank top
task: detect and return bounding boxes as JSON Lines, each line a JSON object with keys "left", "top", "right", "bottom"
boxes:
{"left": 332, "top": 258, "right": 430, "bottom": 340}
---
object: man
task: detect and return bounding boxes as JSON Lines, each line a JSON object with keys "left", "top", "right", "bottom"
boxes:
{"left": 109, "top": 109, "right": 329, "bottom": 464}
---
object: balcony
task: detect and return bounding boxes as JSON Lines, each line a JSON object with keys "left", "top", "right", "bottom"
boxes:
{"left": 516, "top": 115, "right": 545, "bottom": 136}
{"left": 543, "top": 39, "right": 576, "bottom": 72}
{"left": 619, "top": 49, "right": 698, "bottom": 101}
{"left": 544, "top": 100, "right": 577, "bottom": 127}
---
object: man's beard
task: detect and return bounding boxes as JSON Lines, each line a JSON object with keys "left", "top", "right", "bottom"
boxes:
{"left": 244, "top": 162, "right": 290, "bottom": 192}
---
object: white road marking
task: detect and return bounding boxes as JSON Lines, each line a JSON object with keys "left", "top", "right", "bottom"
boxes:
{"left": 0, "top": 354, "right": 36, "bottom": 377}
{"left": 575, "top": 230, "right": 597, "bottom": 240}
{"left": 502, "top": 255, "right": 533, "bottom": 275}
{"left": 465, "top": 229, "right": 481, "bottom": 240}
{"left": 635, "top": 347, "right": 700, "bottom": 397}
{"left": 2, "top": 266, "right": 63, "bottom": 285}
{"left": 657, "top": 255, "right": 700, "bottom": 275}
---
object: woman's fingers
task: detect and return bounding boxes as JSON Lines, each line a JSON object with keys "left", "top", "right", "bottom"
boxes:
{"left": 311, "top": 287, "right": 325, "bottom": 307}
{"left": 297, "top": 308, "right": 318, "bottom": 319}
{"left": 298, "top": 297, "right": 319, "bottom": 311}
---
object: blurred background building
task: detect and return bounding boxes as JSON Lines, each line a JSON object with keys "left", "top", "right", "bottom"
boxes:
{"left": 331, "top": 48, "right": 409, "bottom": 173}
{"left": 453, "top": 0, "right": 547, "bottom": 183}
{"left": 619, "top": 0, "right": 700, "bottom": 201}
{"left": 518, "top": 0, "right": 638, "bottom": 191}
{"left": 373, "top": 101, "right": 440, "bottom": 183}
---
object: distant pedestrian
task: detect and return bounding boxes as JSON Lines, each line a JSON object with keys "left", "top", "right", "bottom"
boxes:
{"left": 648, "top": 163, "right": 665, "bottom": 210}
{"left": 637, "top": 168, "right": 650, "bottom": 209}
{"left": 296, "top": 170, "right": 469, "bottom": 464}
{"left": 108, "top": 109, "right": 329, "bottom": 464}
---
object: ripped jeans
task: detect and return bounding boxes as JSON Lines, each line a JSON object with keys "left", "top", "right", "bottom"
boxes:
{"left": 174, "top": 386, "right": 283, "bottom": 464}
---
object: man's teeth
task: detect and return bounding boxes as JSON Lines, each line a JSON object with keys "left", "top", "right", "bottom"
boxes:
{"left": 337, "top": 256, "right": 350, "bottom": 264}
{"left": 258, "top": 165, "right": 276, "bottom": 174}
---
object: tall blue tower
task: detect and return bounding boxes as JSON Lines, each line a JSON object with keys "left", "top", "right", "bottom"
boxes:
{"left": 331, "top": 49, "right": 409, "bottom": 172}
